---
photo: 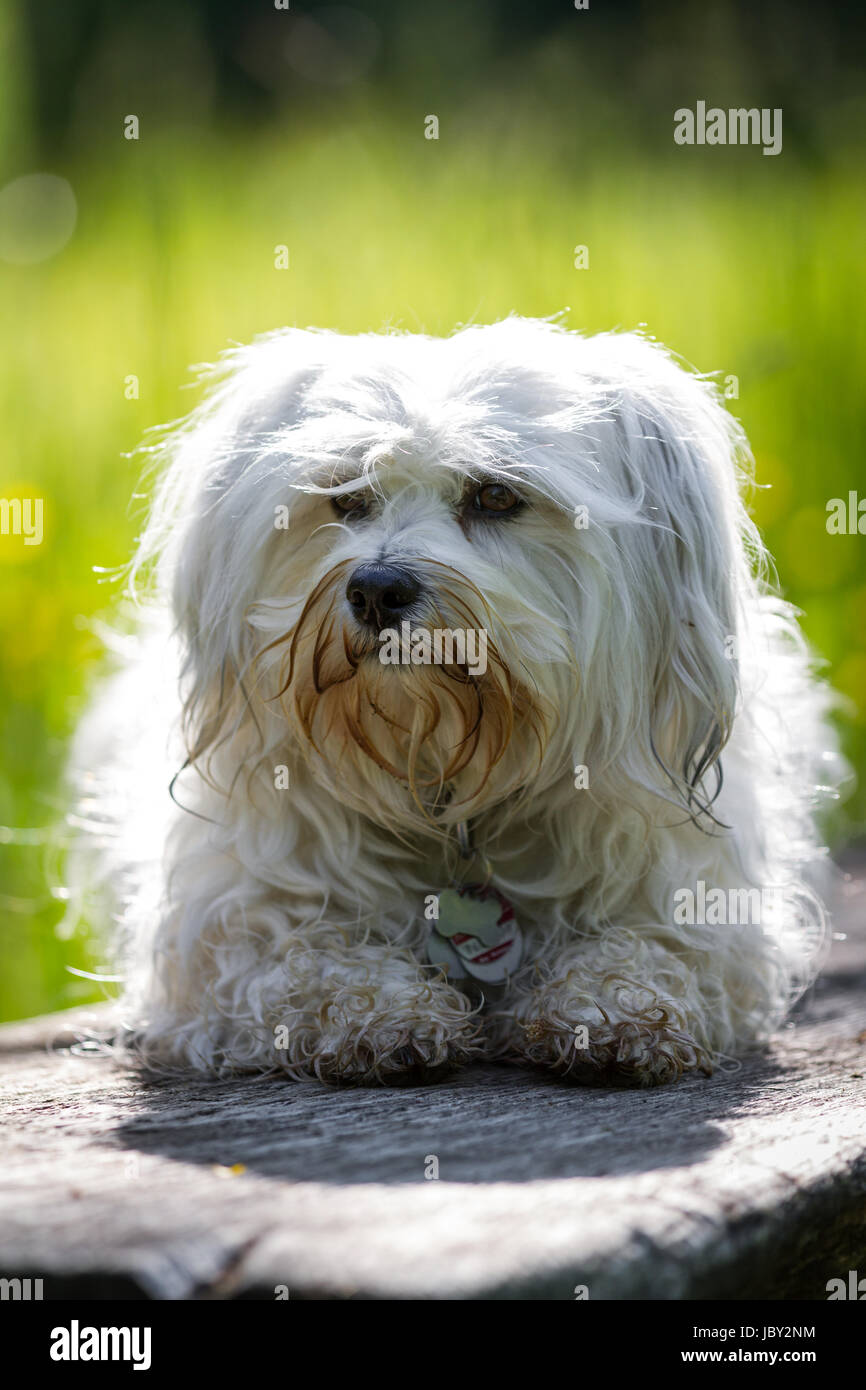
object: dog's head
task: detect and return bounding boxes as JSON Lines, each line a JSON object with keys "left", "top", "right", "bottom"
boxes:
{"left": 145, "top": 318, "right": 755, "bottom": 836}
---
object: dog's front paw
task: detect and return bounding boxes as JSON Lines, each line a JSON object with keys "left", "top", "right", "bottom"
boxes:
{"left": 283, "top": 976, "right": 483, "bottom": 1085}
{"left": 497, "top": 969, "right": 714, "bottom": 1086}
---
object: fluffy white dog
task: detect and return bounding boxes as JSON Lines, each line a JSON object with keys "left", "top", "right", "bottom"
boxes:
{"left": 81, "top": 317, "right": 837, "bottom": 1086}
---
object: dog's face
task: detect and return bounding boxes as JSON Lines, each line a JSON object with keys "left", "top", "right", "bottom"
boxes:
{"left": 154, "top": 319, "right": 751, "bottom": 835}
{"left": 263, "top": 450, "right": 575, "bottom": 826}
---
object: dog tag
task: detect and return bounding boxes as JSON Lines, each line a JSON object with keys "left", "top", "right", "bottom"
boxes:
{"left": 425, "top": 929, "right": 468, "bottom": 980}
{"left": 427, "top": 885, "right": 522, "bottom": 985}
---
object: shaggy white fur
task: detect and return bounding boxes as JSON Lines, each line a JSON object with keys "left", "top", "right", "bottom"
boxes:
{"left": 75, "top": 316, "right": 840, "bottom": 1086}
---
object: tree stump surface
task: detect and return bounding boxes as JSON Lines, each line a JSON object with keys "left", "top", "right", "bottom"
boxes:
{"left": 1, "top": 858, "right": 864, "bottom": 1301}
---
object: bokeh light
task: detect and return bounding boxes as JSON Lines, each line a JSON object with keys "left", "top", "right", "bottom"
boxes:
{"left": 0, "top": 174, "right": 77, "bottom": 265}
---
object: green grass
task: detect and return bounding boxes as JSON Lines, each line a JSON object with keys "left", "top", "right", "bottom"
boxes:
{"left": 1, "top": 116, "right": 864, "bottom": 1021}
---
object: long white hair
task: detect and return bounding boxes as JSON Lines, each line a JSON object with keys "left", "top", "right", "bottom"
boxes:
{"left": 73, "top": 317, "right": 841, "bottom": 1082}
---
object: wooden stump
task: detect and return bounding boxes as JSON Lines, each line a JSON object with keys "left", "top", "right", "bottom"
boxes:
{"left": 1, "top": 859, "right": 865, "bottom": 1300}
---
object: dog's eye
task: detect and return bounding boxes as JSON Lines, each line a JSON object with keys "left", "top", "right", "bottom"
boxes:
{"left": 470, "top": 483, "right": 522, "bottom": 516}
{"left": 331, "top": 492, "right": 368, "bottom": 517}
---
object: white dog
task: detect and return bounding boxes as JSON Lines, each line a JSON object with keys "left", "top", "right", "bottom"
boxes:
{"left": 80, "top": 317, "right": 837, "bottom": 1086}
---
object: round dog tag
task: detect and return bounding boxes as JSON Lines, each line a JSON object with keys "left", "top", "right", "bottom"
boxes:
{"left": 427, "top": 884, "right": 523, "bottom": 985}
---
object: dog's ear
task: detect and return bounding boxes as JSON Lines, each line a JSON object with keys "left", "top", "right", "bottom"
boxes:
{"left": 133, "top": 331, "right": 334, "bottom": 778}
{"left": 605, "top": 338, "right": 754, "bottom": 822}
{"left": 137, "top": 331, "right": 330, "bottom": 619}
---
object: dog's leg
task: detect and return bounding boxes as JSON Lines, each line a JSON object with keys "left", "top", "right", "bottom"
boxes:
{"left": 269, "top": 942, "right": 484, "bottom": 1084}
{"left": 491, "top": 932, "right": 728, "bottom": 1085}
{"left": 126, "top": 906, "right": 482, "bottom": 1084}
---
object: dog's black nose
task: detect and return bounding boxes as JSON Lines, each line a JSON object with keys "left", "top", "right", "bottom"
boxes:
{"left": 345, "top": 563, "right": 421, "bottom": 630}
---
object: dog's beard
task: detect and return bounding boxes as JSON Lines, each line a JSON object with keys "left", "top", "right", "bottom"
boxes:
{"left": 262, "top": 559, "right": 549, "bottom": 830}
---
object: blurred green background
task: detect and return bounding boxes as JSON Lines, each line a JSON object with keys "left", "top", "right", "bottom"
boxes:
{"left": 0, "top": 0, "right": 864, "bottom": 1021}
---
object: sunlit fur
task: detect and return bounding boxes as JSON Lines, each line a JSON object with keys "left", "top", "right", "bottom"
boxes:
{"left": 77, "top": 317, "right": 840, "bottom": 1085}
